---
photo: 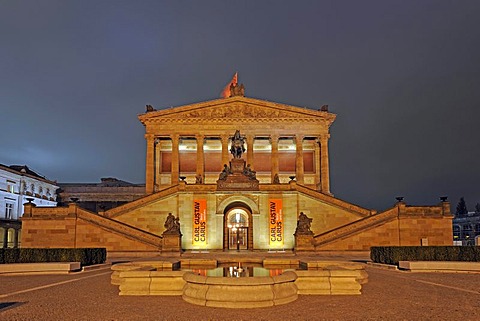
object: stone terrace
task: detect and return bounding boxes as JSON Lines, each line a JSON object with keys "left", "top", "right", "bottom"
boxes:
{"left": 0, "top": 252, "right": 479, "bottom": 320}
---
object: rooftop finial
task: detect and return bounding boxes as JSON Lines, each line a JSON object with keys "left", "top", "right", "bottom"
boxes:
{"left": 221, "top": 72, "right": 244, "bottom": 98}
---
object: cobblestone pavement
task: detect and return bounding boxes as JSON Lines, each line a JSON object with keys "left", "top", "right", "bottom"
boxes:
{"left": 1, "top": 253, "right": 479, "bottom": 321}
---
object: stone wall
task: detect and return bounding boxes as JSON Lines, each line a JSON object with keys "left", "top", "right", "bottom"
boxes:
{"left": 21, "top": 203, "right": 161, "bottom": 252}
{"left": 315, "top": 203, "right": 453, "bottom": 250}
{"left": 20, "top": 186, "right": 454, "bottom": 252}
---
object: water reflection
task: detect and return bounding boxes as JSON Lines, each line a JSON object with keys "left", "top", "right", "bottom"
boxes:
{"left": 190, "top": 263, "right": 291, "bottom": 277}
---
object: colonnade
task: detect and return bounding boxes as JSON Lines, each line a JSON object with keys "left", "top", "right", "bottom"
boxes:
{"left": 145, "top": 133, "right": 331, "bottom": 195}
{"left": 0, "top": 226, "right": 20, "bottom": 248}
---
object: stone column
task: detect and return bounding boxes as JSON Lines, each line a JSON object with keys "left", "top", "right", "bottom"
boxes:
{"left": 270, "top": 134, "right": 279, "bottom": 183}
{"left": 145, "top": 134, "right": 155, "bottom": 194}
{"left": 196, "top": 134, "right": 205, "bottom": 180}
{"left": 171, "top": 134, "right": 180, "bottom": 184}
{"left": 154, "top": 138, "right": 161, "bottom": 191}
{"left": 320, "top": 134, "right": 331, "bottom": 195}
{"left": 295, "top": 134, "right": 305, "bottom": 184}
{"left": 314, "top": 138, "right": 321, "bottom": 189}
{"left": 3, "top": 228, "right": 8, "bottom": 248}
{"left": 13, "top": 229, "right": 19, "bottom": 248}
{"left": 221, "top": 134, "right": 230, "bottom": 165}
{"left": 246, "top": 134, "right": 254, "bottom": 169}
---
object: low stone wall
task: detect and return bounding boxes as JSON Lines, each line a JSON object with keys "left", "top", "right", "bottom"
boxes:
{"left": 119, "top": 270, "right": 187, "bottom": 295}
{"left": 295, "top": 261, "right": 368, "bottom": 295}
{"left": 399, "top": 261, "right": 480, "bottom": 272}
{"left": 0, "top": 262, "right": 81, "bottom": 275}
{"left": 182, "top": 271, "right": 298, "bottom": 308}
{"left": 111, "top": 261, "right": 180, "bottom": 285}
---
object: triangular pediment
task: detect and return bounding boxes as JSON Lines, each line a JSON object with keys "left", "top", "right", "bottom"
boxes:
{"left": 138, "top": 96, "right": 335, "bottom": 126}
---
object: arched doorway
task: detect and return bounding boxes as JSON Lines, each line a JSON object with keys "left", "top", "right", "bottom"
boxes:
{"left": 223, "top": 203, "right": 253, "bottom": 250}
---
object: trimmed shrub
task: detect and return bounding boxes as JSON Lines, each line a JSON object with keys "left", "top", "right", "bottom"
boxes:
{"left": 2, "top": 248, "right": 20, "bottom": 264}
{"left": 0, "top": 248, "right": 107, "bottom": 266}
{"left": 371, "top": 246, "right": 480, "bottom": 265}
{"left": 47, "top": 248, "right": 72, "bottom": 262}
{"left": 20, "top": 248, "right": 48, "bottom": 263}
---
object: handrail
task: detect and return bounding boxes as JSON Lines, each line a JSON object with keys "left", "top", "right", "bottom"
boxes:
{"left": 312, "top": 207, "right": 398, "bottom": 247}
{"left": 294, "top": 184, "right": 373, "bottom": 218}
{"left": 105, "top": 185, "right": 181, "bottom": 218}
{"left": 77, "top": 207, "right": 162, "bottom": 248}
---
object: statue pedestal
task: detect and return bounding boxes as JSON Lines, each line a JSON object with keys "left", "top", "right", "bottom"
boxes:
{"left": 162, "top": 233, "right": 182, "bottom": 253}
{"left": 216, "top": 158, "right": 259, "bottom": 191}
{"left": 294, "top": 234, "right": 314, "bottom": 252}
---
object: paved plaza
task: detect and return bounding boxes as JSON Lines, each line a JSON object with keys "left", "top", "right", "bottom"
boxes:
{"left": 1, "top": 253, "right": 479, "bottom": 320}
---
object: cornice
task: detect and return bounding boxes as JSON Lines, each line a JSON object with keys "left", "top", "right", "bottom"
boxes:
{"left": 138, "top": 96, "right": 336, "bottom": 128}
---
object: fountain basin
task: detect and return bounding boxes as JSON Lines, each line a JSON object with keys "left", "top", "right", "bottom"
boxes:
{"left": 182, "top": 270, "right": 298, "bottom": 308}
{"left": 111, "top": 259, "right": 368, "bottom": 307}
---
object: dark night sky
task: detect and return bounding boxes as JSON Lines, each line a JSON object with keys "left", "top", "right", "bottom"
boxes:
{"left": 1, "top": 0, "right": 479, "bottom": 211}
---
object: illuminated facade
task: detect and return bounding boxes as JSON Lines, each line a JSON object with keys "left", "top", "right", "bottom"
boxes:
{"left": 21, "top": 91, "right": 453, "bottom": 253}
{"left": 0, "top": 164, "right": 57, "bottom": 248}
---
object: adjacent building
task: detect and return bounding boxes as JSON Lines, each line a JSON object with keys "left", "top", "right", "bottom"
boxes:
{"left": 20, "top": 86, "right": 454, "bottom": 254}
{"left": 0, "top": 164, "right": 58, "bottom": 248}
{"left": 453, "top": 212, "right": 480, "bottom": 245}
{"left": 57, "top": 177, "right": 145, "bottom": 212}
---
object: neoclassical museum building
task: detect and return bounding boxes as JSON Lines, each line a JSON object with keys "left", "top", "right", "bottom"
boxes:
{"left": 21, "top": 84, "right": 453, "bottom": 254}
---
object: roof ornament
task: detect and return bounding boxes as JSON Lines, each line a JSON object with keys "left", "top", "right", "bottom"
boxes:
{"left": 146, "top": 104, "right": 156, "bottom": 112}
{"left": 229, "top": 82, "right": 245, "bottom": 97}
{"left": 221, "top": 72, "right": 245, "bottom": 98}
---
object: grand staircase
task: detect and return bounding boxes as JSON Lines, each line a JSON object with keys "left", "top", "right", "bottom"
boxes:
{"left": 312, "top": 207, "right": 398, "bottom": 247}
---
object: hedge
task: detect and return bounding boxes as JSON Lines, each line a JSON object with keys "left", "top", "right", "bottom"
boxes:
{"left": 370, "top": 246, "right": 480, "bottom": 265}
{"left": 0, "top": 248, "right": 106, "bottom": 266}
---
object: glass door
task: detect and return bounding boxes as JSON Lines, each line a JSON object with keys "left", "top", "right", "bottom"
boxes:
{"left": 229, "top": 226, "right": 248, "bottom": 250}
{"left": 227, "top": 209, "right": 249, "bottom": 250}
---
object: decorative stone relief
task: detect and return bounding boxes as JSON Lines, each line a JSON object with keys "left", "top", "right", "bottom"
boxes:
{"left": 164, "top": 105, "right": 311, "bottom": 120}
{"left": 216, "top": 194, "right": 259, "bottom": 210}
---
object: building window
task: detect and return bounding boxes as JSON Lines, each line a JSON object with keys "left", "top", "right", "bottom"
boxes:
{"left": 6, "top": 180, "right": 15, "bottom": 193}
{"left": 5, "top": 203, "right": 13, "bottom": 219}
{"left": 453, "top": 225, "right": 460, "bottom": 239}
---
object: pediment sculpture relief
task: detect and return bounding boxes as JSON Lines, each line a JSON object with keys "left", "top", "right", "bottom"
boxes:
{"left": 164, "top": 104, "right": 307, "bottom": 120}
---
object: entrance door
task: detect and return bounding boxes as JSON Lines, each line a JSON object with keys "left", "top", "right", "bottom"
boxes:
{"left": 228, "top": 227, "right": 248, "bottom": 250}
{"left": 226, "top": 210, "right": 249, "bottom": 250}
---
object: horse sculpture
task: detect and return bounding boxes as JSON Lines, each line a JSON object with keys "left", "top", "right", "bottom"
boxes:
{"left": 230, "top": 130, "right": 245, "bottom": 159}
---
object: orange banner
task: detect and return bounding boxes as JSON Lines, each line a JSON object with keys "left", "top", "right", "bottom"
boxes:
{"left": 193, "top": 199, "right": 207, "bottom": 246}
{"left": 269, "top": 199, "right": 283, "bottom": 246}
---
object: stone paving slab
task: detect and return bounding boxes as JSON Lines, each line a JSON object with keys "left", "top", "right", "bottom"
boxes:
{"left": 1, "top": 265, "right": 480, "bottom": 320}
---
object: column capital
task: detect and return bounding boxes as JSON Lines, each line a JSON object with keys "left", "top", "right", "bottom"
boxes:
{"left": 294, "top": 134, "right": 305, "bottom": 144}
{"left": 320, "top": 133, "right": 331, "bottom": 141}
{"left": 195, "top": 134, "right": 205, "bottom": 144}
{"left": 269, "top": 134, "right": 279, "bottom": 144}
{"left": 145, "top": 133, "right": 155, "bottom": 140}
